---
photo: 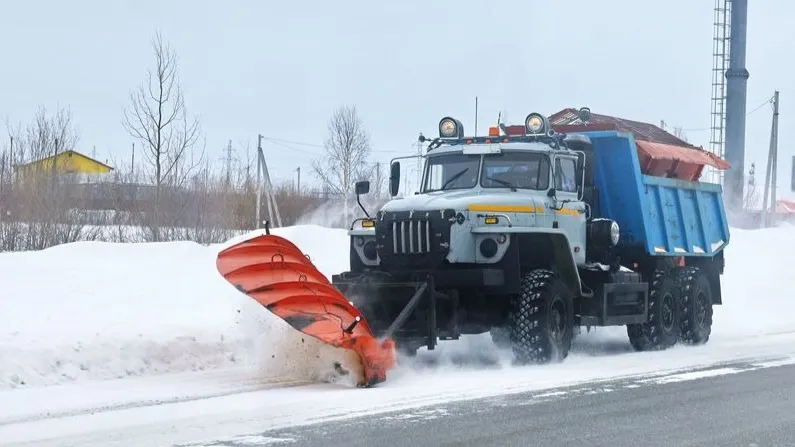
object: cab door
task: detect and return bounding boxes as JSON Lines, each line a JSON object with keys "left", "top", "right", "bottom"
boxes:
{"left": 552, "top": 154, "right": 587, "bottom": 265}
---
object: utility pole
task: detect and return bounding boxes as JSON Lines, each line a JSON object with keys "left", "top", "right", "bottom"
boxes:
{"left": 375, "top": 162, "right": 381, "bottom": 197}
{"left": 415, "top": 138, "right": 423, "bottom": 191}
{"left": 761, "top": 91, "right": 779, "bottom": 228}
{"left": 255, "top": 134, "right": 282, "bottom": 228}
{"left": 225, "top": 139, "right": 233, "bottom": 187}
{"left": 296, "top": 166, "right": 301, "bottom": 192}
{"left": 256, "top": 135, "right": 262, "bottom": 228}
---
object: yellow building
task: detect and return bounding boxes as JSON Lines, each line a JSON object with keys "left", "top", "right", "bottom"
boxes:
{"left": 14, "top": 150, "right": 113, "bottom": 182}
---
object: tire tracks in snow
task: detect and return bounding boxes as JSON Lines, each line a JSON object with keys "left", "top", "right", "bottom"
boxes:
{"left": 0, "top": 374, "right": 314, "bottom": 427}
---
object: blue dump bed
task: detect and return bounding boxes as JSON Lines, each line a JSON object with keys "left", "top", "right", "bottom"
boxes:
{"left": 581, "top": 130, "right": 730, "bottom": 257}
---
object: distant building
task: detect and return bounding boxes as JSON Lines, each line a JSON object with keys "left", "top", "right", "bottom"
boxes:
{"left": 13, "top": 150, "right": 114, "bottom": 183}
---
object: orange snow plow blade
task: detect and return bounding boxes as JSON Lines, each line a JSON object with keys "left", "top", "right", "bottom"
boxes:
{"left": 216, "top": 233, "right": 396, "bottom": 387}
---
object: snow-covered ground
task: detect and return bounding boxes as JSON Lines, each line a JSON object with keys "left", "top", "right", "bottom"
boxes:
{"left": 1, "top": 223, "right": 795, "bottom": 446}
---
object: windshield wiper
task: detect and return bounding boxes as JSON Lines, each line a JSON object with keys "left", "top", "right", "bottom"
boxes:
{"left": 486, "top": 176, "right": 517, "bottom": 191}
{"left": 440, "top": 168, "right": 469, "bottom": 190}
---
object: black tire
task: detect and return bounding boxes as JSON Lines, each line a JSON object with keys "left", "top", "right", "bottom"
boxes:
{"left": 627, "top": 268, "right": 680, "bottom": 351}
{"left": 507, "top": 269, "right": 574, "bottom": 364}
{"left": 489, "top": 326, "right": 511, "bottom": 349}
{"left": 674, "top": 266, "right": 713, "bottom": 345}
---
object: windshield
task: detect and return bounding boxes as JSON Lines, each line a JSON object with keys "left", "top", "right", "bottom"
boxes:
{"left": 422, "top": 150, "right": 551, "bottom": 193}
{"left": 481, "top": 151, "right": 550, "bottom": 190}
{"left": 422, "top": 153, "right": 480, "bottom": 192}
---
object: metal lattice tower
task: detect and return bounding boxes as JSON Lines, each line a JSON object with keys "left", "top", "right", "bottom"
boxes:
{"left": 709, "top": 0, "right": 732, "bottom": 185}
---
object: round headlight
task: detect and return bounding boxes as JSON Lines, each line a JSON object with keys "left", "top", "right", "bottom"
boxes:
{"left": 610, "top": 221, "right": 620, "bottom": 246}
{"left": 525, "top": 113, "right": 546, "bottom": 134}
{"left": 362, "top": 241, "right": 377, "bottom": 260}
{"left": 440, "top": 118, "right": 457, "bottom": 138}
{"left": 479, "top": 238, "right": 498, "bottom": 258}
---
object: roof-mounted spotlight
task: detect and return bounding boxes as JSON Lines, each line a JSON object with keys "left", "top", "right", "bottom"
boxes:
{"left": 524, "top": 112, "right": 549, "bottom": 135}
{"left": 439, "top": 117, "right": 464, "bottom": 139}
{"left": 578, "top": 107, "right": 591, "bottom": 123}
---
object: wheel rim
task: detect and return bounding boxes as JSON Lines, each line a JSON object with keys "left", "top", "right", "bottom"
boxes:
{"left": 548, "top": 296, "right": 568, "bottom": 342}
{"left": 660, "top": 292, "right": 675, "bottom": 333}
{"left": 694, "top": 291, "right": 709, "bottom": 327}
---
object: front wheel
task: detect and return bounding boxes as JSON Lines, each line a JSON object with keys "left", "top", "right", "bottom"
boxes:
{"left": 507, "top": 269, "right": 574, "bottom": 364}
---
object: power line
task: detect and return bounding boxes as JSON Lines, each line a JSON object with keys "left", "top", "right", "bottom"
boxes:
{"left": 747, "top": 96, "right": 775, "bottom": 116}
{"left": 662, "top": 97, "right": 775, "bottom": 134}
{"left": 261, "top": 136, "right": 418, "bottom": 156}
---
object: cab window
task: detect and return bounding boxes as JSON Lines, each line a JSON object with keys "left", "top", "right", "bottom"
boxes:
{"left": 555, "top": 157, "right": 578, "bottom": 193}
{"left": 423, "top": 153, "right": 481, "bottom": 192}
{"left": 480, "top": 152, "right": 550, "bottom": 190}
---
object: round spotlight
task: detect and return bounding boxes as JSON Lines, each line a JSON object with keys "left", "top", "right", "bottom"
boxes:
{"left": 439, "top": 118, "right": 457, "bottom": 138}
{"left": 439, "top": 117, "right": 464, "bottom": 138}
{"left": 525, "top": 113, "right": 546, "bottom": 134}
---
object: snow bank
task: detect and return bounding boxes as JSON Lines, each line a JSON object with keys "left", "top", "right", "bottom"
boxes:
{"left": 0, "top": 225, "right": 355, "bottom": 389}
{"left": 2, "top": 221, "right": 795, "bottom": 391}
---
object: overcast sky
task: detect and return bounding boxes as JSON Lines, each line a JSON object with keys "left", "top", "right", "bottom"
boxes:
{"left": 1, "top": 0, "right": 793, "bottom": 196}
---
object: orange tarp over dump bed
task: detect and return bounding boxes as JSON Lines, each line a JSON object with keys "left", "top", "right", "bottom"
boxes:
{"left": 635, "top": 140, "right": 730, "bottom": 182}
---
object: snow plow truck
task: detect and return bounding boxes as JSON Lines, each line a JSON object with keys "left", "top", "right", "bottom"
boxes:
{"left": 333, "top": 108, "right": 731, "bottom": 364}
{"left": 218, "top": 108, "right": 731, "bottom": 387}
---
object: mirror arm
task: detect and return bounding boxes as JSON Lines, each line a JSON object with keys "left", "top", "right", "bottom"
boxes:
{"left": 356, "top": 192, "right": 370, "bottom": 218}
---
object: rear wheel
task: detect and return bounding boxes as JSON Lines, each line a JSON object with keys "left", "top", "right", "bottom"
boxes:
{"left": 627, "top": 268, "right": 680, "bottom": 351}
{"left": 507, "top": 269, "right": 574, "bottom": 364}
{"left": 675, "top": 266, "right": 713, "bottom": 345}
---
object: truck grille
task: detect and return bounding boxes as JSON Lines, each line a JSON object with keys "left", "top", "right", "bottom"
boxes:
{"left": 375, "top": 209, "right": 454, "bottom": 270}
{"left": 390, "top": 219, "right": 432, "bottom": 254}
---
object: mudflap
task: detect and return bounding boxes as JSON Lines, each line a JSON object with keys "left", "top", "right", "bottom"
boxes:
{"left": 216, "top": 229, "right": 396, "bottom": 387}
{"left": 332, "top": 271, "right": 451, "bottom": 354}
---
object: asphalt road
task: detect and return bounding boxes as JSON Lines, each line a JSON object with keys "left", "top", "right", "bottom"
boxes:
{"left": 183, "top": 360, "right": 795, "bottom": 447}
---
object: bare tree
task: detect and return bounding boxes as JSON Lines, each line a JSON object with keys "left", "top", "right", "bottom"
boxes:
{"left": 0, "top": 106, "right": 100, "bottom": 252}
{"left": 671, "top": 126, "right": 690, "bottom": 144}
{"left": 311, "top": 105, "right": 373, "bottom": 221}
{"left": 744, "top": 162, "right": 760, "bottom": 212}
{"left": 122, "top": 31, "right": 203, "bottom": 241}
{"left": 370, "top": 161, "right": 387, "bottom": 199}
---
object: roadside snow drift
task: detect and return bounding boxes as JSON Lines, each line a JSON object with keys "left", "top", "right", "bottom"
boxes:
{"left": 0, "top": 225, "right": 356, "bottom": 389}
{"left": 1, "top": 222, "right": 795, "bottom": 391}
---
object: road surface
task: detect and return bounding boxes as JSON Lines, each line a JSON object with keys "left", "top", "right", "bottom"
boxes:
{"left": 184, "top": 359, "right": 795, "bottom": 447}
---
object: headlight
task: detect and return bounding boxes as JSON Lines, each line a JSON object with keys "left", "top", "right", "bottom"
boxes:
{"left": 525, "top": 113, "right": 547, "bottom": 134}
{"left": 439, "top": 117, "right": 462, "bottom": 138}
{"left": 362, "top": 241, "right": 377, "bottom": 260}
{"left": 479, "top": 238, "right": 498, "bottom": 258}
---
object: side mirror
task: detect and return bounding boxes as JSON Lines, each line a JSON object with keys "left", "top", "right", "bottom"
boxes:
{"left": 389, "top": 161, "right": 401, "bottom": 197}
{"left": 355, "top": 180, "right": 370, "bottom": 196}
{"left": 547, "top": 188, "right": 556, "bottom": 198}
